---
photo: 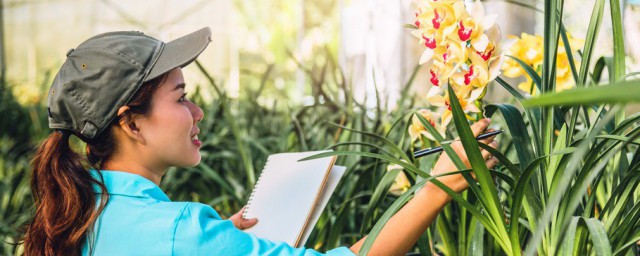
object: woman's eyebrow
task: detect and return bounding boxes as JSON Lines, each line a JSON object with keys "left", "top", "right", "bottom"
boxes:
{"left": 173, "top": 83, "right": 186, "bottom": 91}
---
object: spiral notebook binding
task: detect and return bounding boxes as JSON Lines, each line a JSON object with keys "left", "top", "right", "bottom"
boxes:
{"left": 243, "top": 157, "right": 271, "bottom": 219}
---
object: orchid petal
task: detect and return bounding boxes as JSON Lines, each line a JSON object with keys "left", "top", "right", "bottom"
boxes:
{"left": 442, "top": 111, "right": 452, "bottom": 127}
{"left": 419, "top": 49, "right": 435, "bottom": 65}
{"left": 428, "top": 94, "right": 446, "bottom": 106}
{"left": 467, "top": 103, "right": 481, "bottom": 113}
{"left": 482, "top": 14, "right": 498, "bottom": 29}
{"left": 427, "top": 85, "right": 443, "bottom": 97}
{"left": 471, "top": 0, "right": 485, "bottom": 21}
{"left": 488, "top": 55, "right": 504, "bottom": 81}
{"left": 469, "top": 87, "right": 484, "bottom": 100}
{"left": 472, "top": 34, "right": 489, "bottom": 52}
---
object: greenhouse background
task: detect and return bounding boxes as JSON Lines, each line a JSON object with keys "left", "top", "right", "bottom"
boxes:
{"left": 2, "top": 0, "right": 640, "bottom": 255}
{"left": 4, "top": 0, "right": 638, "bottom": 108}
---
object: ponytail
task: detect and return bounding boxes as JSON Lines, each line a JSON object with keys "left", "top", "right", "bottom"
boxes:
{"left": 23, "top": 131, "right": 108, "bottom": 256}
{"left": 22, "top": 72, "right": 167, "bottom": 255}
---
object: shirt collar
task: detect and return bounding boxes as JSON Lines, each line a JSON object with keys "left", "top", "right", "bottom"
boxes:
{"left": 90, "top": 170, "right": 170, "bottom": 202}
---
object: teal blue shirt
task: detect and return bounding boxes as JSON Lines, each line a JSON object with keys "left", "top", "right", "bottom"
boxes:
{"left": 82, "top": 170, "right": 354, "bottom": 256}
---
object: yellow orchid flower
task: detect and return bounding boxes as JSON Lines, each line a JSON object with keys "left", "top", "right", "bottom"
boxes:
{"left": 386, "top": 163, "right": 411, "bottom": 196}
{"left": 469, "top": 25, "right": 507, "bottom": 83}
{"left": 555, "top": 51, "right": 575, "bottom": 92}
{"left": 503, "top": 32, "right": 583, "bottom": 95}
{"left": 408, "top": 109, "right": 446, "bottom": 142}
{"left": 454, "top": 1, "right": 497, "bottom": 52}
{"left": 426, "top": 60, "right": 456, "bottom": 87}
{"left": 451, "top": 64, "right": 490, "bottom": 89}
{"left": 415, "top": 2, "right": 459, "bottom": 34}
{"left": 434, "top": 40, "right": 467, "bottom": 66}
{"left": 428, "top": 87, "right": 482, "bottom": 127}
{"left": 412, "top": 0, "right": 503, "bottom": 126}
{"left": 501, "top": 33, "right": 544, "bottom": 79}
{"left": 414, "top": 1, "right": 466, "bottom": 64}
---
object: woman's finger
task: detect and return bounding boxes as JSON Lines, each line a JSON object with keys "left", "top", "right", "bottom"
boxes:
{"left": 238, "top": 218, "right": 259, "bottom": 230}
{"left": 478, "top": 128, "right": 497, "bottom": 144}
{"left": 470, "top": 118, "right": 491, "bottom": 137}
{"left": 481, "top": 140, "right": 499, "bottom": 160}
{"left": 486, "top": 155, "right": 500, "bottom": 169}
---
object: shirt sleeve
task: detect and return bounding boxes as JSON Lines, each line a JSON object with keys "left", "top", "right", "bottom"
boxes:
{"left": 171, "top": 202, "right": 355, "bottom": 256}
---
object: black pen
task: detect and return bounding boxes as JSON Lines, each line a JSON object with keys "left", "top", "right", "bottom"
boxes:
{"left": 413, "top": 130, "right": 503, "bottom": 159}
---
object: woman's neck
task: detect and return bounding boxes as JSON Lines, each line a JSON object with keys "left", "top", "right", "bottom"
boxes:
{"left": 101, "top": 158, "right": 165, "bottom": 185}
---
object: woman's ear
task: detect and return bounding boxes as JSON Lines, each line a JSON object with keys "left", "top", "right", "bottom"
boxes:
{"left": 116, "top": 106, "right": 145, "bottom": 144}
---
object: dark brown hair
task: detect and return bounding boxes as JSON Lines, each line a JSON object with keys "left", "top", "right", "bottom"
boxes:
{"left": 22, "top": 74, "right": 167, "bottom": 256}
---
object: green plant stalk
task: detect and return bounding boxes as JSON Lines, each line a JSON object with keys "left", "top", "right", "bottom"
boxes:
{"left": 609, "top": 1, "right": 627, "bottom": 230}
{"left": 484, "top": 104, "right": 543, "bottom": 244}
{"left": 436, "top": 205, "right": 456, "bottom": 256}
{"left": 447, "top": 86, "right": 513, "bottom": 254}
{"left": 457, "top": 191, "right": 468, "bottom": 256}
{"left": 559, "top": 23, "right": 581, "bottom": 144}
{"left": 541, "top": 0, "right": 563, "bottom": 249}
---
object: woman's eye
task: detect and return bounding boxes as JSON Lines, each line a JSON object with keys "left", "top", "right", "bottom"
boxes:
{"left": 179, "top": 92, "right": 188, "bottom": 102}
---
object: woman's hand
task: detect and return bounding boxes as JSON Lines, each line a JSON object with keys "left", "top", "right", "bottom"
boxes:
{"left": 229, "top": 207, "right": 258, "bottom": 230}
{"left": 431, "top": 118, "right": 500, "bottom": 193}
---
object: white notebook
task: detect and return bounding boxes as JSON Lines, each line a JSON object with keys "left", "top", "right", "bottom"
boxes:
{"left": 242, "top": 150, "right": 346, "bottom": 247}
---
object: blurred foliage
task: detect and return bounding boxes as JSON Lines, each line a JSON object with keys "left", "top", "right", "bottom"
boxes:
{"left": 232, "top": 0, "right": 341, "bottom": 102}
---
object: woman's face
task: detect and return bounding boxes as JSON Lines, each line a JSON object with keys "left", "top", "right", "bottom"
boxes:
{"left": 137, "top": 68, "right": 203, "bottom": 169}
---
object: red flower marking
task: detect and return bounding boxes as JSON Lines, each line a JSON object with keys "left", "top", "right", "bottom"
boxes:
{"left": 423, "top": 36, "right": 437, "bottom": 49}
{"left": 429, "top": 69, "right": 440, "bottom": 86}
{"left": 415, "top": 20, "right": 421, "bottom": 27}
{"left": 464, "top": 66, "right": 476, "bottom": 85}
{"left": 442, "top": 44, "right": 451, "bottom": 62}
{"left": 432, "top": 9, "right": 442, "bottom": 29}
{"left": 477, "top": 47, "right": 495, "bottom": 61}
{"left": 458, "top": 20, "right": 473, "bottom": 41}
{"left": 445, "top": 100, "right": 452, "bottom": 110}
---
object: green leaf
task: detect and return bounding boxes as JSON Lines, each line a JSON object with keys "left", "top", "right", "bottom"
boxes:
{"left": 506, "top": 55, "right": 542, "bottom": 91}
{"left": 327, "top": 123, "right": 412, "bottom": 162}
{"left": 523, "top": 79, "right": 640, "bottom": 107}
{"left": 485, "top": 104, "right": 536, "bottom": 167}
{"left": 404, "top": 24, "right": 418, "bottom": 29}
{"left": 509, "top": 156, "right": 547, "bottom": 252}
{"left": 613, "top": 234, "right": 640, "bottom": 255}
{"left": 559, "top": 23, "right": 580, "bottom": 86}
{"left": 559, "top": 217, "right": 580, "bottom": 255}
{"left": 609, "top": 0, "right": 625, "bottom": 83}
{"left": 469, "top": 218, "right": 485, "bottom": 256}
{"left": 583, "top": 218, "right": 613, "bottom": 256}
{"left": 577, "top": 0, "right": 606, "bottom": 86}
{"left": 495, "top": 76, "right": 527, "bottom": 101}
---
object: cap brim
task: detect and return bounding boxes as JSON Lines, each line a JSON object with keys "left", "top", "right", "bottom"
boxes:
{"left": 145, "top": 27, "right": 212, "bottom": 82}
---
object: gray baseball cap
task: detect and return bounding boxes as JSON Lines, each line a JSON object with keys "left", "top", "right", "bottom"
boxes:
{"left": 47, "top": 27, "right": 211, "bottom": 141}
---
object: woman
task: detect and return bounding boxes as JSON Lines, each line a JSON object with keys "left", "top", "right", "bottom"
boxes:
{"left": 22, "top": 27, "right": 499, "bottom": 255}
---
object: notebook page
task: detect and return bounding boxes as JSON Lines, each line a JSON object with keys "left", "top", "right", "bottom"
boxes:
{"left": 243, "top": 150, "right": 335, "bottom": 246}
{"left": 298, "top": 165, "right": 346, "bottom": 246}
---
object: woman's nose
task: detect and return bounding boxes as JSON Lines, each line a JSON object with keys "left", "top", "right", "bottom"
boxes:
{"left": 190, "top": 102, "right": 204, "bottom": 123}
